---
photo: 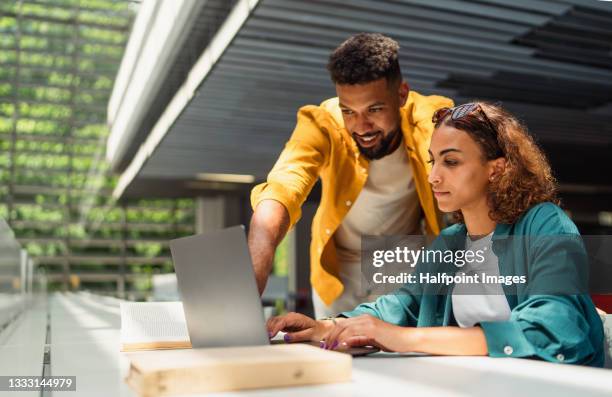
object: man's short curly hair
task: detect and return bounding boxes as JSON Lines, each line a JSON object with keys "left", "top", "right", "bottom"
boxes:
{"left": 327, "top": 33, "right": 402, "bottom": 86}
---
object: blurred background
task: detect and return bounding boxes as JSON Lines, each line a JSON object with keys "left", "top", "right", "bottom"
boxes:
{"left": 1, "top": 0, "right": 611, "bottom": 318}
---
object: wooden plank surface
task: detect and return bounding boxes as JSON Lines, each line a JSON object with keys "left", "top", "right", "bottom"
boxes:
{"left": 125, "top": 344, "right": 352, "bottom": 397}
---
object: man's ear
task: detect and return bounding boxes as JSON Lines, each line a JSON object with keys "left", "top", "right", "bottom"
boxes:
{"left": 399, "top": 81, "right": 409, "bottom": 106}
{"left": 488, "top": 157, "right": 506, "bottom": 181}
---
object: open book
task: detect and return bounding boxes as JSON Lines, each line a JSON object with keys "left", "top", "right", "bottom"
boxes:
{"left": 120, "top": 302, "right": 192, "bottom": 352}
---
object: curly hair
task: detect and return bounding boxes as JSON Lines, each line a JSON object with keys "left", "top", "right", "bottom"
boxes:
{"left": 434, "top": 102, "right": 560, "bottom": 224}
{"left": 327, "top": 33, "right": 402, "bottom": 86}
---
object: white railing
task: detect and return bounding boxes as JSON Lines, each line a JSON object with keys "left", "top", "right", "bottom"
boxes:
{"left": 0, "top": 219, "right": 42, "bottom": 333}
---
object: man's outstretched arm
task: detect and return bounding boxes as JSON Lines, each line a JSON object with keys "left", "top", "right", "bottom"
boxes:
{"left": 249, "top": 106, "right": 331, "bottom": 293}
{"left": 248, "top": 199, "right": 290, "bottom": 294}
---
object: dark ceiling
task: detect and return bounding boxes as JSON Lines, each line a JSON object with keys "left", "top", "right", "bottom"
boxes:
{"left": 115, "top": 0, "right": 612, "bottom": 223}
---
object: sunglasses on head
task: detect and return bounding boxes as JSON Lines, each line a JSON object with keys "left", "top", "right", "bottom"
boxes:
{"left": 432, "top": 102, "right": 498, "bottom": 138}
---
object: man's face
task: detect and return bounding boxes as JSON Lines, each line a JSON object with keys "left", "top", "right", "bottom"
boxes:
{"left": 337, "top": 78, "right": 409, "bottom": 160}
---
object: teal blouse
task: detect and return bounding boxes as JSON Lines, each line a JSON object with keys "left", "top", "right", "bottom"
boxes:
{"left": 342, "top": 202, "right": 605, "bottom": 367}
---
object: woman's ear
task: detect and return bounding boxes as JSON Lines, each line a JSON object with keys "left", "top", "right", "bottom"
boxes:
{"left": 488, "top": 157, "right": 506, "bottom": 181}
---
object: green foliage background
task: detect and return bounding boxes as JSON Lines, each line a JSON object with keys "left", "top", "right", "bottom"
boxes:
{"left": 0, "top": 0, "right": 195, "bottom": 298}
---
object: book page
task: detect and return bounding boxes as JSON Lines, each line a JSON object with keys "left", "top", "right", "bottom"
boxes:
{"left": 120, "top": 302, "right": 191, "bottom": 350}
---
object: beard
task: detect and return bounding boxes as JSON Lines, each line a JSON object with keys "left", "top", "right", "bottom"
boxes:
{"left": 352, "top": 128, "right": 402, "bottom": 160}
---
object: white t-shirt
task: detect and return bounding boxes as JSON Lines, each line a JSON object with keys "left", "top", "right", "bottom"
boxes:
{"left": 452, "top": 233, "right": 512, "bottom": 328}
{"left": 334, "top": 139, "right": 421, "bottom": 266}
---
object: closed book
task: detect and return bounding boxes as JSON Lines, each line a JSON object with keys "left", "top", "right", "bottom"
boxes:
{"left": 125, "top": 344, "right": 352, "bottom": 397}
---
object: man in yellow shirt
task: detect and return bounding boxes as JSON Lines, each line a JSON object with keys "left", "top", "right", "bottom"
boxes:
{"left": 249, "top": 33, "right": 453, "bottom": 317}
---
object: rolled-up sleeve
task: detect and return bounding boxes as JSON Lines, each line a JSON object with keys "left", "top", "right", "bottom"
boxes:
{"left": 480, "top": 295, "right": 598, "bottom": 364}
{"left": 341, "top": 290, "right": 422, "bottom": 327}
{"left": 250, "top": 106, "right": 330, "bottom": 229}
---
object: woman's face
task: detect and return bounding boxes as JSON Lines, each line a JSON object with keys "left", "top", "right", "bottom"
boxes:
{"left": 427, "top": 124, "right": 500, "bottom": 213}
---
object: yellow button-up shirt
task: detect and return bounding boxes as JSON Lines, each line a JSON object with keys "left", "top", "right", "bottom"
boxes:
{"left": 251, "top": 90, "right": 453, "bottom": 305}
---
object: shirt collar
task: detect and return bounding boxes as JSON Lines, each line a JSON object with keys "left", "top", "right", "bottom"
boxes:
{"left": 450, "top": 222, "right": 512, "bottom": 241}
{"left": 492, "top": 223, "right": 512, "bottom": 240}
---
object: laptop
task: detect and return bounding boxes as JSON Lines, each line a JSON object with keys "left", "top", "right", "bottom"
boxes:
{"left": 169, "top": 225, "right": 378, "bottom": 356}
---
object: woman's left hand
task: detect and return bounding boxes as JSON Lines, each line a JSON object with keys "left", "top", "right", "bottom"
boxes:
{"left": 322, "top": 314, "right": 413, "bottom": 352}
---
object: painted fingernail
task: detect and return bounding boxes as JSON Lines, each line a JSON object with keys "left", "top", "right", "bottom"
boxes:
{"left": 284, "top": 334, "right": 291, "bottom": 342}
{"left": 332, "top": 341, "right": 338, "bottom": 349}
{"left": 319, "top": 341, "right": 325, "bottom": 348}
{"left": 268, "top": 331, "right": 273, "bottom": 338}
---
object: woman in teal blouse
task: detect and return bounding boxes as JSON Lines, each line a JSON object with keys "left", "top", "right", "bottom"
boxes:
{"left": 267, "top": 102, "right": 605, "bottom": 366}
